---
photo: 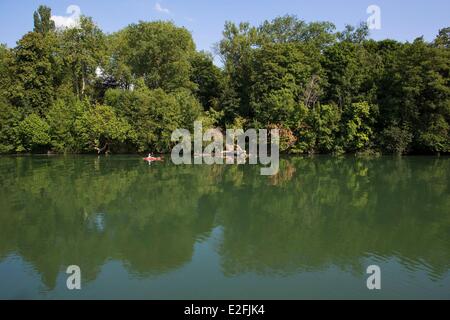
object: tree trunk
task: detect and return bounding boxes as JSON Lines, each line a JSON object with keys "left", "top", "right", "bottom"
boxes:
{"left": 81, "top": 69, "right": 86, "bottom": 97}
{"left": 94, "top": 143, "right": 109, "bottom": 155}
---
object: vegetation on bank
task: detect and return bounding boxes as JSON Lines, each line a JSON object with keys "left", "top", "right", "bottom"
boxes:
{"left": 0, "top": 6, "right": 449, "bottom": 155}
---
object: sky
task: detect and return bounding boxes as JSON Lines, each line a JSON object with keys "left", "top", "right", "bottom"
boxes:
{"left": 1, "top": 0, "right": 449, "bottom": 56}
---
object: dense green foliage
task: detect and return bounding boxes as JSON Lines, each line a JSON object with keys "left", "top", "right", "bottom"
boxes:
{"left": 0, "top": 7, "right": 449, "bottom": 155}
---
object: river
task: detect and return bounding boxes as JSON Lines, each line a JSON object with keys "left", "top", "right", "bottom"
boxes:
{"left": 0, "top": 155, "right": 449, "bottom": 299}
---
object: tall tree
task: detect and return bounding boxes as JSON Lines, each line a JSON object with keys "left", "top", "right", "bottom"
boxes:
{"left": 0, "top": 44, "right": 11, "bottom": 93}
{"left": 434, "top": 27, "right": 450, "bottom": 49}
{"left": 378, "top": 38, "right": 450, "bottom": 153}
{"left": 190, "top": 51, "right": 223, "bottom": 111}
{"left": 249, "top": 42, "right": 316, "bottom": 125}
{"left": 33, "top": 5, "right": 55, "bottom": 34}
{"left": 61, "top": 16, "right": 106, "bottom": 99}
{"left": 218, "top": 22, "right": 259, "bottom": 120}
{"left": 110, "top": 21, "right": 196, "bottom": 92}
{"left": 337, "top": 22, "right": 370, "bottom": 44}
{"left": 258, "top": 15, "right": 336, "bottom": 49}
{"left": 11, "top": 31, "right": 57, "bottom": 115}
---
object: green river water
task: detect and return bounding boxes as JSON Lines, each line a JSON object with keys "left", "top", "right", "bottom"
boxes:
{"left": 0, "top": 155, "right": 449, "bottom": 299}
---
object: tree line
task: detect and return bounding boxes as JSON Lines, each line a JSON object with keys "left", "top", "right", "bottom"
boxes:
{"left": 0, "top": 6, "right": 449, "bottom": 155}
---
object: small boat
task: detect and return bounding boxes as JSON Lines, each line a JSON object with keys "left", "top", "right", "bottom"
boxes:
{"left": 144, "top": 154, "right": 163, "bottom": 162}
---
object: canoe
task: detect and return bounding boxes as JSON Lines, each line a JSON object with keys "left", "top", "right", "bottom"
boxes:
{"left": 144, "top": 156, "right": 163, "bottom": 162}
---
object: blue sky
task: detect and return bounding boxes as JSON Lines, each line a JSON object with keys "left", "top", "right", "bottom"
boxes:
{"left": 1, "top": 0, "right": 449, "bottom": 54}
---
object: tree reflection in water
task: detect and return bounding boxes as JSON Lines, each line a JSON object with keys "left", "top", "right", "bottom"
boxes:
{"left": 0, "top": 155, "right": 449, "bottom": 292}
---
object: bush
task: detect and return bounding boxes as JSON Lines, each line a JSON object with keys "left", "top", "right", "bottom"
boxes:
{"left": 0, "top": 99, "right": 21, "bottom": 153}
{"left": 341, "top": 102, "right": 375, "bottom": 152}
{"left": 46, "top": 98, "right": 85, "bottom": 153}
{"left": 380, "top": 124, "right": 413, "bottom": 155}
{"left": 105, "top": 87, "right": 202, "bottom": 153}
{"left": 17, "top": 114, "right": 50, "bottom": 152}
{"left": 75, "top": 104, "right": 133, "bottom": 153}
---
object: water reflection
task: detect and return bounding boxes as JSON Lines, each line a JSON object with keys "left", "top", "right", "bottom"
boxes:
{"left": 0, "top": 155, "right": 449, "bottom": 295}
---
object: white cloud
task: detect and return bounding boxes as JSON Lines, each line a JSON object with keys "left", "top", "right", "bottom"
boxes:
{"left": 51, "top": 5, "right": 81, "bottom": 29}
{"left": 154, "top": 3, "right": 170, "bottom": 15}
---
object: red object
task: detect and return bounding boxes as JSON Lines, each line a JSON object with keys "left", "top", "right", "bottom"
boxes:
{"left": 144, "top": 156, "right": 163, "bottom": 162}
